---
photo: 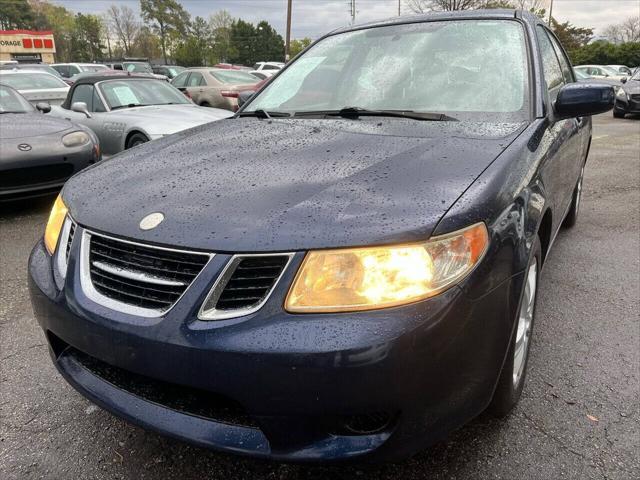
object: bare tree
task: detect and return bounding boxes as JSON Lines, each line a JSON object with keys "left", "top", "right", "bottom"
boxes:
{"left": 107, "top": 5, "right": 140, "bottom": 56}
{"left": 620, "top": 15, "right": 640, "bottom": 42}
{"left": 603, "top": 16, "right": 640, "bottom": 43}
{"left": 405, "top": 0, "right": 482, "bottom": 13}
{"left": 512, "top": 0, "right": 547, "bottom": 10}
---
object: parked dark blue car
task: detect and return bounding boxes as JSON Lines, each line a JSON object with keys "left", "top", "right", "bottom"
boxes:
{"left": 29, "top": 10, "right": 613, "bottom": 462}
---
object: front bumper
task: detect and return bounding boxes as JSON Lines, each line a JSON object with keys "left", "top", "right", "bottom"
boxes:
{"left": 0, "top": 142, "right": 98, "bottom": 201}
{"left": 29, "top": 231, "right": 524, "bottom": 462}
{"left": 615, "top": 97, "right": 640, "bottom": 114}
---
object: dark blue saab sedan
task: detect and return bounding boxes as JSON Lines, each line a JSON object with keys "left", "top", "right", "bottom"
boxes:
{"left": 29, "top": 10, "right": 613, "bottom": 462}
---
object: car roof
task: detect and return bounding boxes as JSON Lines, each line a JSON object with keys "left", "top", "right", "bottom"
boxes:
{"left": 329, "top": 8, "right": 526, "bottom": 36}
{"left": 70, "top": 73, "right": 158, "bottom": 86}
{"left": 0, "top": 69, "right": 57, "bottom": 75}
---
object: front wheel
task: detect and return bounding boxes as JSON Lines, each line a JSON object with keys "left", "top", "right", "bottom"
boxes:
{"left": 487, "top": 236, "right": 541, "bottom": 417}
{"left": 126, "top": 133, "right": 149, "bottom": 149}
{"left": 613, "top": 108, "right": 626, "bottom": 119}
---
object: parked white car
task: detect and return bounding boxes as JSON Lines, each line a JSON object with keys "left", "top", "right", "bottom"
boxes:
{"left": 51, "top": 63, "right": 109, "bottom": 79}
{"left": 574, "top": 65, "right": 628, "bottom": 81}
{"left": 607, "top": 65, "right": 633, "bottom": 76}
{"left": 252, "top": 61, "right": 284, "bottom": 73}
{"left": 0, "top": 70, "right": 69, "bottom": 106}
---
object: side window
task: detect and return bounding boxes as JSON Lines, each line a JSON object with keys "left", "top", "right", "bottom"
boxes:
{"left": 546, "top": 30, "right": 574, "bottom": 83}
{"left": 537, "top": 25, "right": 564, "bottom": 97}
{"left": 70, "top": 84, "right": 94, "bottom": 111}
{"left": 188, "top": 72, "right": 204, "bottom": 87}
{"left": 93, "top": 88, "right": 106, "bottom": 112}
{"left": 70, "top": 65, "right": 81, "bottom": 75}
{"left": 172, "top": 72, "right": 189, "bottom": 88}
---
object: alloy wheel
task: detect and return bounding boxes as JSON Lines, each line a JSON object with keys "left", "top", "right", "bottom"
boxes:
{"left": 513, "top": 259, "right": 537, "bottom": 388}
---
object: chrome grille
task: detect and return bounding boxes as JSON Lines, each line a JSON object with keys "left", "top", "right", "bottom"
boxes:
{"left": 199, "top": 254, "right": 292, "bottom": 320}
{"left": 83, "top": 232, "right": 211, "bottom": 315}
{"left": 65, "top": 221, "right": 76, "bottom": 262}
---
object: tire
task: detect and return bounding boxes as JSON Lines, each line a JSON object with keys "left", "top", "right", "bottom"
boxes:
{"left": 488, "top": 236, "right": 541, "bottom": 418}
{"left": 613, "top": 108, "right": 625, "bottom": 119}
{"left": 126, "top": 133, "right": 149, "bottom": 149}
{"left": 200, "top": 102, "right": 211, "bottom": 107}
{"left": 563, "top": 163, "right": 585, "bottom": 229}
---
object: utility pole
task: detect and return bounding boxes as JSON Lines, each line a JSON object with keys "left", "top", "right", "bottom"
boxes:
{"left": 548, "top": 0, "right": 553, "bottom": 26}
{"left": 285, "top": 0, "right": 292, "bottom": 62}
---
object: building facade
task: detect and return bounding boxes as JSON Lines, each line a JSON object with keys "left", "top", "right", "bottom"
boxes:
{"left": 0, "top": 30, "right": 56, "bottom": 64}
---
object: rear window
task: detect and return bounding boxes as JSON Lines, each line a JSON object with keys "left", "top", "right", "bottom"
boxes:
{"left": 0, "top": 72, "right": 67, "bottom": 90}
{"left": 210, "top": 70, "right": 259, "bottom": 84}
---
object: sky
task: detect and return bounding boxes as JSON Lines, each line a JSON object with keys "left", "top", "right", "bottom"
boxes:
{"left": 55, "top": 0, "right": 640, "bottom": 39}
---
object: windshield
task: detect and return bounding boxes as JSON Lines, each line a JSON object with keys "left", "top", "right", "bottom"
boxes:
{"left": 574, "top": 69, "right": 590, "bottom": 80}
{"left": 124, "top": 62, "right": 153, "bottom": 73}
{"left": 168, "top": 66, "right": 185, "bottom": 77}
{"left": 0, "top": 84, "right": 34, "bottom": 113}
{"left": 246, "top": 20, "right": 529, "bottom": 121}
{"left": 601, "top": 66, "right": 620, "bottom": 76}
{"left": 98, "top": 79, "right": 190, "bottom": 109}
{"left": 0, "top": 72, "right": 68, "bottom": 90}
{"left": 210, "top": 70, "right": 260, "bottom": 84}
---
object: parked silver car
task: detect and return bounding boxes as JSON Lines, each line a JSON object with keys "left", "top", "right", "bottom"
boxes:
{"left": 47, "top": 74, "right": 232, "bottom": 155}
{"left": 0, "top": 70, "right": 69, "bottom": 106}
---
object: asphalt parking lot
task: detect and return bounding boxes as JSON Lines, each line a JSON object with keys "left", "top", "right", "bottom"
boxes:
{"left": 1, "top": 113, "right": 638, "bottom": 479}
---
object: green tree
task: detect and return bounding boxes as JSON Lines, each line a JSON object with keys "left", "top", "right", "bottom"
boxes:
{"left": 209, "top": 10, "right": 235, "bottom": 63}
{"left": 174, "top": 37, "right": 203, "bottom": 66}
{"left": 551, "top": 18, "right": 593, "bottom": 52}
{"left": 29, "top": 0, "right": 75, "bottom": 61}
{"left": 174, "top": 16, "right": 213, "bottom": 66}
{"left": 570, "top": 41, "right": 640, "bottom": 67}
{"left": 254, "top": 21, "right": 284, "bottom": 63}
{"left": 132, "top": 26, "right": 161, "bottom": 60}
{"left": 71, "top": 13, "right": 104, "bottom": 62}
{"left": 140, "top": 0, "right": 190, "bottom": 64}
{"left": 290, "top": 37, "right": 312, "bottom": 58}
{"left": 228, "top": 19, "right": 256, "bottom": 65}
{"left": 0, "top": 0, "right": 35, "bottom": 29}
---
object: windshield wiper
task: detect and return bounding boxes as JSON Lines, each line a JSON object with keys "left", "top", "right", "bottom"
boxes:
{"left": 110, "top": 103, "right": 150, "bottom": 111}
{"left": 237, "top": 109, "right": 292, "bottom": 119}
{"left": 293, "top": 107, "right": 457, "bottom": 121}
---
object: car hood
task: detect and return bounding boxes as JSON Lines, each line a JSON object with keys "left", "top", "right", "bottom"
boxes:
{"left": 109, "top": 104, "right": 232, "bottom": 134}
{"left": 64, "top": 117, "right": 526, "bottom": 252}
{"left": 0, "top": 112, "right": 75, "bottom": 139}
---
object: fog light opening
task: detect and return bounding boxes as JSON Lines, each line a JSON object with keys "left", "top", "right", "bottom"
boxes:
{"left": 339, "top": 411, "right": 393, "bottom": 435}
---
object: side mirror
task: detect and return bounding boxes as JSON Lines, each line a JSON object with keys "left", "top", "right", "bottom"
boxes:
{"left": 36, "top": 102, "right": 51, "bottom": 114}
{"left": 554, "top": 83, "right": 614, "bottom": 120}
{"left": 620, "top": 77, "right": 628, "bottom": 84}
{"left": 71, "top": 101, "right": 92, "bottom": 118}
{"left": 237, "top": 90, "right": 255, "bottom": 108}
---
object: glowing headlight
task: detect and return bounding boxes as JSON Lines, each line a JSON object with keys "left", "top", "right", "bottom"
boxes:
{"left": 44, "top": 195, "right": 68, "bottom": 254}
{"left": 285, "top": 222, "right": 489, "bottom": 313}
{"left": 62, "top": 131, "right": 90, "bottom": 147}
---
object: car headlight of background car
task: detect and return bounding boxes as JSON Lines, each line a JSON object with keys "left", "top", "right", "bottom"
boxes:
{"left": 62, "top": 131, "right": 91, "bottom": 148}
{"left": 44, "top": 195, "right": 68, "bottom": 254}
{"left": 285, "top": 222, "right": 489, "bottom": 313}
{"left": 616, "top": 88, "right": 628, "bottom": 100}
